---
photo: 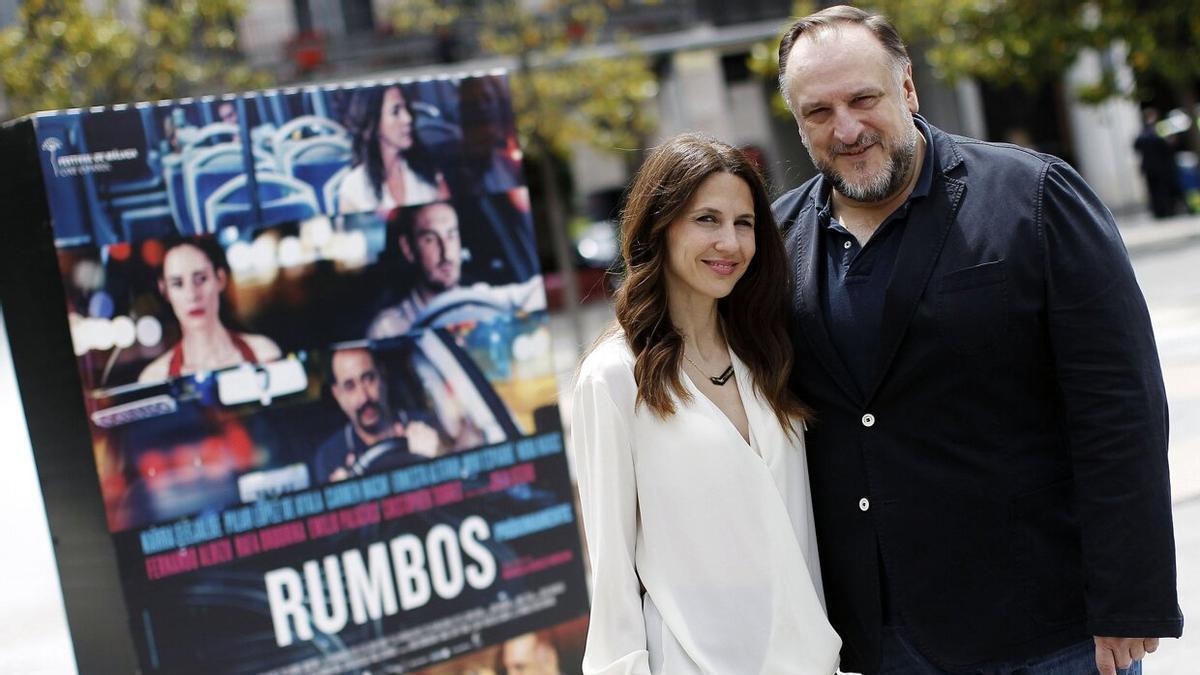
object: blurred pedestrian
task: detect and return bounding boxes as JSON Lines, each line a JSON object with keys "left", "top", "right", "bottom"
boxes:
{"left": 1134, "top": 107, "right": 1184, "bottom": 219}
{"left": 774, "top": 5, "right": 1181, "bottom": 675}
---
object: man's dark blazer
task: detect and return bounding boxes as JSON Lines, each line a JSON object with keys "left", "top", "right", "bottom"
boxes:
{"left": 774, "top": 120, "right": 1183, "bottom": 673}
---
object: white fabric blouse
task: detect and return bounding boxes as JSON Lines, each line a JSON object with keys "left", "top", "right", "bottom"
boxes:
{"left": 571, "top": 334, "right": 841, "bottom": 675}
{"left": 336, "top": 160, "right": 442, "bottom": 213}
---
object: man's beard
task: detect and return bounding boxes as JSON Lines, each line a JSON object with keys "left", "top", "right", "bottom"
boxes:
{"left": 356, "top": 401, "right": 387, "bottom": 434}
{"left": 806, "top": 125, "right": 918, "bottom": 204}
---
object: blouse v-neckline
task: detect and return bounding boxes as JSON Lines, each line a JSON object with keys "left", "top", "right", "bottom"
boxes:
{"left": 682, "top": 350, "right": 761, "bottom": 456}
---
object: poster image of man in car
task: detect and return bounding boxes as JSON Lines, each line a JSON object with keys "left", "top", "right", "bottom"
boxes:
{"left": 366, "top": 200, "right": 546, "bottom": 340}
{"left": 314, "top": 346, "right": 442, "bottom": 483}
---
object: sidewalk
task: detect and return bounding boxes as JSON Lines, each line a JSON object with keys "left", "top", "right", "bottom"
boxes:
{"left": 1152, "top": 497, "right": 1199, "bottom": 672}
{"left": 1118, "top": 211, "right": 1200, "bottom": 255}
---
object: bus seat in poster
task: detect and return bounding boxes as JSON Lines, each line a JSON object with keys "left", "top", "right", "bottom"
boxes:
{"left": 280, "top": 136, "right": 351, "bottom": 214}
{"left": 179, "top": 122, "right": 239, "bottom": 151}
{"left": 185, "top": 145, "right": 276, "bottom": 233}
{"left": 271, "top": 115, "right": 348, "bottom": 163}
{"left": 204, "top": 173, "right": 319, "bottom": 232}
{"left": 251, "top": 124, "right": 277, "bottom": 154}
{"left": 162, "top": 154, "right": 193, "bottom": 235}
{"left": 118, "top": 204, "right": 175, "bottom": 243}
{"left": 322, "top": 165, "right": 351, "bottom": 215}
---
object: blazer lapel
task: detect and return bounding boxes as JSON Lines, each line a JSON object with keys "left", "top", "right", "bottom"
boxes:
{"left": 791, "top": 196, "right": 862, "bottom": 404}
{"left": 865, "top": 134, "right": 966, "bottom": 403}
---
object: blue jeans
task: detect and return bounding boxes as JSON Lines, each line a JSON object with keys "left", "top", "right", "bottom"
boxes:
{"left": 877, "top": 626, "right": 1144, "bottom": 675}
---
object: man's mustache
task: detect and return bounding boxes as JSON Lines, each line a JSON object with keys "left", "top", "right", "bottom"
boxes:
{"left": 831, "top": 132, "right": 882, "bottom": 156}
{"left": 355, "top": 401, "right": 385, "bottom": 428}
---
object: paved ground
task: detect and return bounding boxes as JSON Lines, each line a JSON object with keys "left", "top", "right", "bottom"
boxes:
{"left": 1, "top": 212, "right": 1198, "bottom": 674}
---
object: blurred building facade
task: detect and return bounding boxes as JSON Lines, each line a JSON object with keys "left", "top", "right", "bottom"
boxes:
{"left": 232, "top": 0, "right": 1150, "bottom": 216}
{"left": 0, "top": 0, "right": 1151, "bottom": 214}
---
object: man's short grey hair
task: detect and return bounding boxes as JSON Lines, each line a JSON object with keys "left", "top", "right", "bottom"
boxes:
{"left": 777, "top": 5, "right": 911, "bottom": 112}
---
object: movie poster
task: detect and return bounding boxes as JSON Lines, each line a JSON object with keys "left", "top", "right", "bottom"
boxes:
{"left": 27, "top": 73, "right": 589, "bottom": 674}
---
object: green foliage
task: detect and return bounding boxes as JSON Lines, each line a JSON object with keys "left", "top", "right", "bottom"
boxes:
{"left": 745, "top": 1, "right": 816, "bottom": 118}
{"left": 0, "top": 0, "right": 271, "bottom": 117}
{"left": 871, "top": 0, "right": 1199, "bottom": 102}
{"left": 749, "top": 0, "right": 1199, "bottom": 111}
{"left": 386, "top": 0, "right": 657, "bottom": 156}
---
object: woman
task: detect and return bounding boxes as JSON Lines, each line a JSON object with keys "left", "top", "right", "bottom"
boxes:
{"left": 139, "top": 238, "right": 281, "bottom": 383}
{"left": 572, "top": 134, "right": 840, "bottom": 674}
{"left": 338, "top": 84, "right": 450, "bottom": 214}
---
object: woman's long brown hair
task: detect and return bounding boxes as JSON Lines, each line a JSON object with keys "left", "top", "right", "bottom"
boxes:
{"left": 609, "top": 133, "right": 811, "bottom": 431}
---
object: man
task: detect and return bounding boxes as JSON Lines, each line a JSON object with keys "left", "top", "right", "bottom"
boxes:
{"left": 313, "top": 346, "right": 440, "bottom": 483}
{"left": 499, "top": 631, "right": 561, "bottom": 675}
{"left": 367, "top": 201, "right": 545, "bottom": 339}
{"left": 1133, "top": 108, "right": 1183, "bottom": 219}
{"left": 772, "top": 6, "right": 1181, "bottom": 674}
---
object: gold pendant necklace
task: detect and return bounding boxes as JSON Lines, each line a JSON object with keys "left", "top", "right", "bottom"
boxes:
{"left": 683, "top": 353, "right": 734, "bottom": 386}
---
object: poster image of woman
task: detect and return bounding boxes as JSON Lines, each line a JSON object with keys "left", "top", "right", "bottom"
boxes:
{"left": 338, "top": 84, "right": 450, "bottom": 215}
{"left": 138, "top": 238, "right": 281, "bottom": 383}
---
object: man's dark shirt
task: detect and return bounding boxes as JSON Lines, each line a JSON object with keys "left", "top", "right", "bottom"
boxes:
{"left": 819, "top": 116, "right": 935, "bottom": 396}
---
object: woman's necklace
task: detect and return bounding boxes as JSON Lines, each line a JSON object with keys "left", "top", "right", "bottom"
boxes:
{"left": 683, "top": 352, "right": 735, "bottom": 386}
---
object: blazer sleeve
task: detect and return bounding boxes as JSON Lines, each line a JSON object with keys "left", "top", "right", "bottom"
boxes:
{"left": 1040, "top": 161, "right": 1183, "bottom": 637}
{"left": 570, "top": 373, "right": 651, "bottom": 675}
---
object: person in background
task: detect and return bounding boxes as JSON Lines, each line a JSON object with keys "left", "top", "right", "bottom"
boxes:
{"left": 1134, "top": 107, "right": 1184, "bottom": 219}
{"left": 216, "top": 101, "right": 239, "bottom": 127}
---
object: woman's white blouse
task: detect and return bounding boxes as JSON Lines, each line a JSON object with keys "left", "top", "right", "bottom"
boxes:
{"left": 571, "top": 336, "right": 841, "bottom": 675}
{"left": 336, "top": 161, "right": 442, "bottom": 213}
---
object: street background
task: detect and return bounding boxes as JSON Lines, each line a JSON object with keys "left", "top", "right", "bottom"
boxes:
{"left": 2, "top": 214, "right": 1199, "bottom": 674}
{"left": 2, "top": 0, "right": 1200, "bottom": 672}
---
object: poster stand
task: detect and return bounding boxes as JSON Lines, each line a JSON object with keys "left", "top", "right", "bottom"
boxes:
{"left": 0, "top": 71, "right": 588, "bottom": 674}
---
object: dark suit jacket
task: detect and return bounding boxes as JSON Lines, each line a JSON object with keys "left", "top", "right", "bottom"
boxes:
{"left": 774, "top": 121, "right": 1183, "bottom": 673}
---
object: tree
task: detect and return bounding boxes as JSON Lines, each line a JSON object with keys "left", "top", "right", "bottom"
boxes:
{"left": 753, "top": 1, "right": 1199, "bottom": 150}
{"left": 746, "top": 1, "right": 815, "bottom": 117}
{"left": 869, "top": 0, "right": 1200, "bottom": 148}
{"left": 0, "top": 0, "right": 271, "bottom": 117}
{"left": 386, "top": 0, "right": 659, "bottom": 344}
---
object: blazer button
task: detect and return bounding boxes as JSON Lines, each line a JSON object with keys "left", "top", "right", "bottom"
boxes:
{"left": 859, "top": 497, "right": 870, "bottom": 512}
{"left": 862, "top": 413, "right": 875, "bottom": 427}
